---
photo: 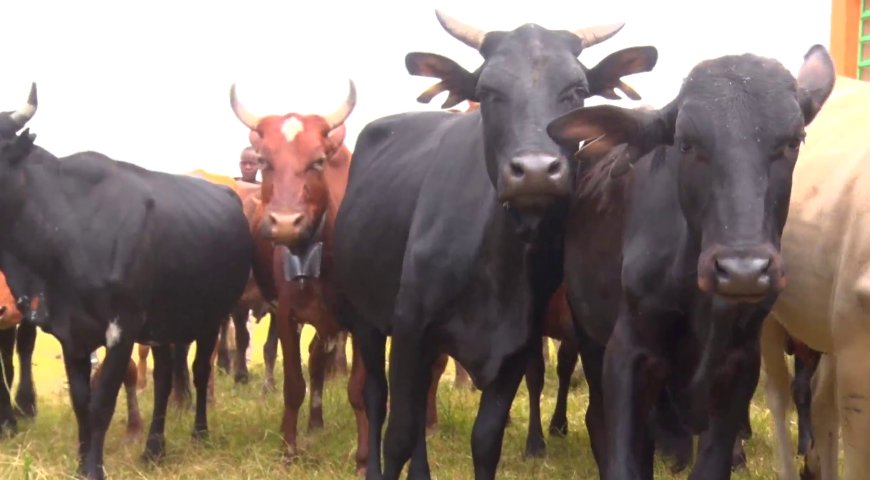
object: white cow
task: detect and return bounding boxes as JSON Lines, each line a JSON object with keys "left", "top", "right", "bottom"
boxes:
{"left": 762, "top": 74, "right": 870, "bottom": 480}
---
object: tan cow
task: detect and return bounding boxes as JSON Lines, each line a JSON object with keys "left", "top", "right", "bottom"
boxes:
{"left": 761, "top": 75, "right": 870, "bottom": 480}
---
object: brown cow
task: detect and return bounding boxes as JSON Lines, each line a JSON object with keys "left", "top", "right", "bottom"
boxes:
{"left": 229, "top": 80, "right": 365, "bottom": 465}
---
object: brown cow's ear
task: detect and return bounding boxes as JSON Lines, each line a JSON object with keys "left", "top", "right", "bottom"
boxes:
{"left": 406, "top": 52, "right": 479, "bottom": 109}
{"left": 547, "top": 103, "right": 674, "bottom": 177}
{"left": 796, "top": 44, "right": 835, "bottom": 125}
{"left": 326, "top": 123, "right": 347, "bottom": 151}
{"left": 586, "top": 46, "right": 658, "bottom": 100}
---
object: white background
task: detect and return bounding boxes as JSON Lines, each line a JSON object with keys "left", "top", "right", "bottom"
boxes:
{"left": 0, "top": 0, "right": 832, "bottom": 177}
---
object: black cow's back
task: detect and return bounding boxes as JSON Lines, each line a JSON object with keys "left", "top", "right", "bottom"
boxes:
{"left": 334, "top": 110, "right": 483, "bottom": 332}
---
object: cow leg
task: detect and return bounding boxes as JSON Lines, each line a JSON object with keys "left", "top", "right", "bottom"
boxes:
{"left": 216, "top": 316, "right": 231, "bottom": 375}
{"left": 574, "top": 322, "right": 607, "bottom": 470}
{"left": 232, "top": 308, "right": 250, "bottom": 384}
{"left": 471, "top": 348, "right": 528, "bottom": 480}
{"left": 277, "top": 314, "right": 305, "bottom": 460}
{"left": 192, "top": 332, "right": 218, "bottom": 439}
{"left": 548, "top": 340, "right": 578, "bottom": 437}
{"left": 524, "top": 333, "right": 547, "bottom": 458}
{"left": 14, "top": 320, "right": 37, "bottom": 418}
{"left": 137, "top": 344, "right": 149, "bottom": 390}
{"left": 335, "top": 331, "right": 349, "bottom": 377}
{"left": 835, "top": 342, "right": 870, "bottom": 480}
{"left": 802, "top": 353, "right": 836, "bottom": 480}
{"left": 760, "top": 318, "right": 800, "bottom": 480}
{"left": 347, "top": 334, "right": 370, "bottom": 476}
{"left": 123, "top": 358, "right": 143, "bottom": 441}
{"left": 85, "top": 336, "right": 136, "bottom": 480}
{"left": 63, "top": 350, "right": 93, "bottom": 477}
{"left": 382, "top": 327, "right": 436, "bottom": 480}
{"left": 171, "top": 343, "right": 192, "bottom": 409}
{"left": 689, "top": 344, "right": 761, "bottom": 480}
{"left": 426, "top": 353, "right": 448, "bottom": 432}
{"left": 142, "top": 345, "right": 173, "bottom": 462}
{"left": 262, "top": 312, "right": 278, "bottom": 394}
{"left": 307, "top": 333, "right": 329, "bottom": 432}
{"left": 454, "top": 359, "right": 472, "bottom": 389}
{"left": 793, "top": 346, "right": 820, "bottom": 456}
{"left": 602, "top": 320, "right": 662, "bottom": 480}
{"left": 0, "top": 328, "right": 17, "bottom": 435}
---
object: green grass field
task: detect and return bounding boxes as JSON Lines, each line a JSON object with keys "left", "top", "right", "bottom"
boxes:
{"left": 0, "top": 319, "right": 802, "bottom": 479}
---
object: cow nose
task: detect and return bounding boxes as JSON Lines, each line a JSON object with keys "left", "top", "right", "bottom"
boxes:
{"left": 502, "top": 154, "right": 570, "bottom": 201}
{"left": 714, "top": 256, "right": 772, "bottom": 297}
{"left": 0, "top": 306, "right": 6, "bottom": 317}
{"left": 264, "top": 212, "right": 305, "bottom": 243}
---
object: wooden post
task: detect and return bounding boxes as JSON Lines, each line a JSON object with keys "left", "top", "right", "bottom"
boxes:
{"left": 830, "top": 0, "right": 861, "bottom": 78}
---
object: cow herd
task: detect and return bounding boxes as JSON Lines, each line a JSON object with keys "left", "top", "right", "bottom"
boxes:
{"left": 0, "top": 9, "right": 868, "bottom": 480}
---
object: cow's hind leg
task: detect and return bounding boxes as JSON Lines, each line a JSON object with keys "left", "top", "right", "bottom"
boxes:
{"left": 216, "top": 316, "right": 231, "bottom": 375}
{"left": 262, "top": 312, "right": 278, "bottom": 394}
{"left": 548, "top": 340, "right": 578, "bottom": 437}
{"left": 63, "top": 350, "right": 93, "bottom": 477}
{"left": 85, "top": 335, "right": 136, "bottom": 480}
{"left": 793, "top": 346, "right": 820, "bottom": 456}
{"left": 471, "top": 347, "right": 528, "bottom": 480}
{"left": 426, "top": 353, "right": 448, "bottom": 432}
{"left": 524, "top": 333, "right": 547, "bottom": 457}
{"left": 137, "top": 344, "right": 150, "bottom": 390}
{"left": 170, "top": 343, "right": 192, "bottom": 409}
{"left": 347, "top": 334, "right": 370, "bottom": 476}
{"left": 0, "top": 328, "right": 17, "bottom": 435}
{"left": 142, "top": 345, "right": 173, "bottom": 462}
{"left": 192, "top": 332, "right": 218, "bottom": 439}
{"left": 231, "top": 308, "right": 250, "bottom": 384}
{"left": 307, "top": 332, "right": 330, "bottom": 431}
{"left": 574, "top": 322, "right": 608, "bottom": 471}
{"left": 123, "top": 358, "right": 143, "bottom": 441}
{"left": 14, "top": 320, "right": 37, "bottom": 417}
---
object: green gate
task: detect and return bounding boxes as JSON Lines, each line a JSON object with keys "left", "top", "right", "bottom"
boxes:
{"left": 861, "top": 0, "right": 870, "bottom": 80}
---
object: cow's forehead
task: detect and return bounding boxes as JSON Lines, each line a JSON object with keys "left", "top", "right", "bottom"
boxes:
{"left": 479, "top": 27, "right": 583, "bottom": 89}
{"left": 259, "top": 114, "right": 326, "bottom": 144}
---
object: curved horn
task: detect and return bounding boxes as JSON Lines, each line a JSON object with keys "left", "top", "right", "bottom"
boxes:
{"left": 574, "top": 23, "right": 625, "bottom": 49}
{"left": 9, "top": 82, "right": 38, "bottom": 129}
{"left": 435, "top": 10, "right": 487, "bottom": 50}
{"left": 229, "top": 83, "right": 261, "bottom": 130}
{"left": 322, "top": 79, "right": 357, "bottom": 130}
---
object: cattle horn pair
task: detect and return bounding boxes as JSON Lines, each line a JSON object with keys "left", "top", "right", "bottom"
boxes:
{"left": 8, "top": 82, "right": 38, "bottom": 130}
{"left": 435, "top": 10, "right": 625, "bottom": 50}
{"left": 229, "top": 79, "right": 357, "bottom": 131}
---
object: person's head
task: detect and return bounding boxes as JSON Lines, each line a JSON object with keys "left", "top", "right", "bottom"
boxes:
{"left": 239, "top": 146, "right": 259, "bottom": 182}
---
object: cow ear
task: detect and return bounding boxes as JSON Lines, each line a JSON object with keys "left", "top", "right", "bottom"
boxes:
{"left": 2, "top": 128, "right": 35, "bottom": 165}
{"left": 586, "top": 46, "right": 658, "bottom": 100}
{"left": 547, "top": 104, "right": 673, "bottom": 177}
{"left": 406, "top": 52, "right": 478, "bottom": 109}
{"left": 325, "top": 123, "right": 347, "bottom": 152}
{"left": 796, "top": 44, "right": 835, "bottom": 125}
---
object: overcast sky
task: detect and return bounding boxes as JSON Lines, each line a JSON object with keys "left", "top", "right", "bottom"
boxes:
{"left": 0, "top": 0, "right": 831, "bottom": 178}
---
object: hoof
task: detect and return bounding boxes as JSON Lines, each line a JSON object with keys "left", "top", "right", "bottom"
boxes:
{"left": 0, "top": 418, "right": 18, "bottom": 438}
{"left": 307, "top": 418, "right": 324, "bottom": 432}
{"left": 142, "top": 436, "right": 166, "bottom": 463}
{"left": 14, "top": 393, "right": 37, "bottom": 418}
{"left": 282, "top": 446, "right": 299, "bottom": 465}
{"left": 192, "top": 428, "right": 208, "bottom": 441}
{"left": 548, "top": 420, "right": 568, "bottom": 437}
{"left": 261, "top": 381, "right": 276, "bottom": 395}
{"left": 234, "top": 371, "right": 250, "bottom": 384}
{"left": 730, "top": 440, "right": 747, "bottom": 472}
{"left": 356, "top": 465, "right": 367, "bottom": 476}
{"left": 523, "top": 439, "right": 546, "bottom": 459}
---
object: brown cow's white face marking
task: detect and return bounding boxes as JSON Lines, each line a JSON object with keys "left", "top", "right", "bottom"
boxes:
{"left": 106, "top": 320, "right": 122, "bottom": 348}
{"left": 281, "top": 117, "right": 304, "bottom": 142}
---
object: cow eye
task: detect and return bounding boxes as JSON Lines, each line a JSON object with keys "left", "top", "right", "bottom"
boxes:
{"left": 560, "top": 84, "right": 588, "bottom": 105}
{"left": 478, "top": 87, "right": 505, "bottom": 104}
{"left": 678, "top": 140, "right": 693, "bottom": 154}
{"left": 310, "top": 157, "right": 326, "bottom": 172}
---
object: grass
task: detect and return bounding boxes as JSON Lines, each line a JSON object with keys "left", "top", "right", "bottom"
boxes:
{"left": 0, "top": 319, "right": 801, "bottom": 479}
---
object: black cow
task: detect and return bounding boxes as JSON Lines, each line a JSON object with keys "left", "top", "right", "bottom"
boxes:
{"left": 546, "top": 45, "right": 835, "bottom": 479}
{"left": 333, "top": 10, "right": 656, "bottom": 479}
{"left": 0, "top": 83, "right": 40, "bottom": 432}
{"left": 0, "top": 125, "right": 253, "bottom": 479}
